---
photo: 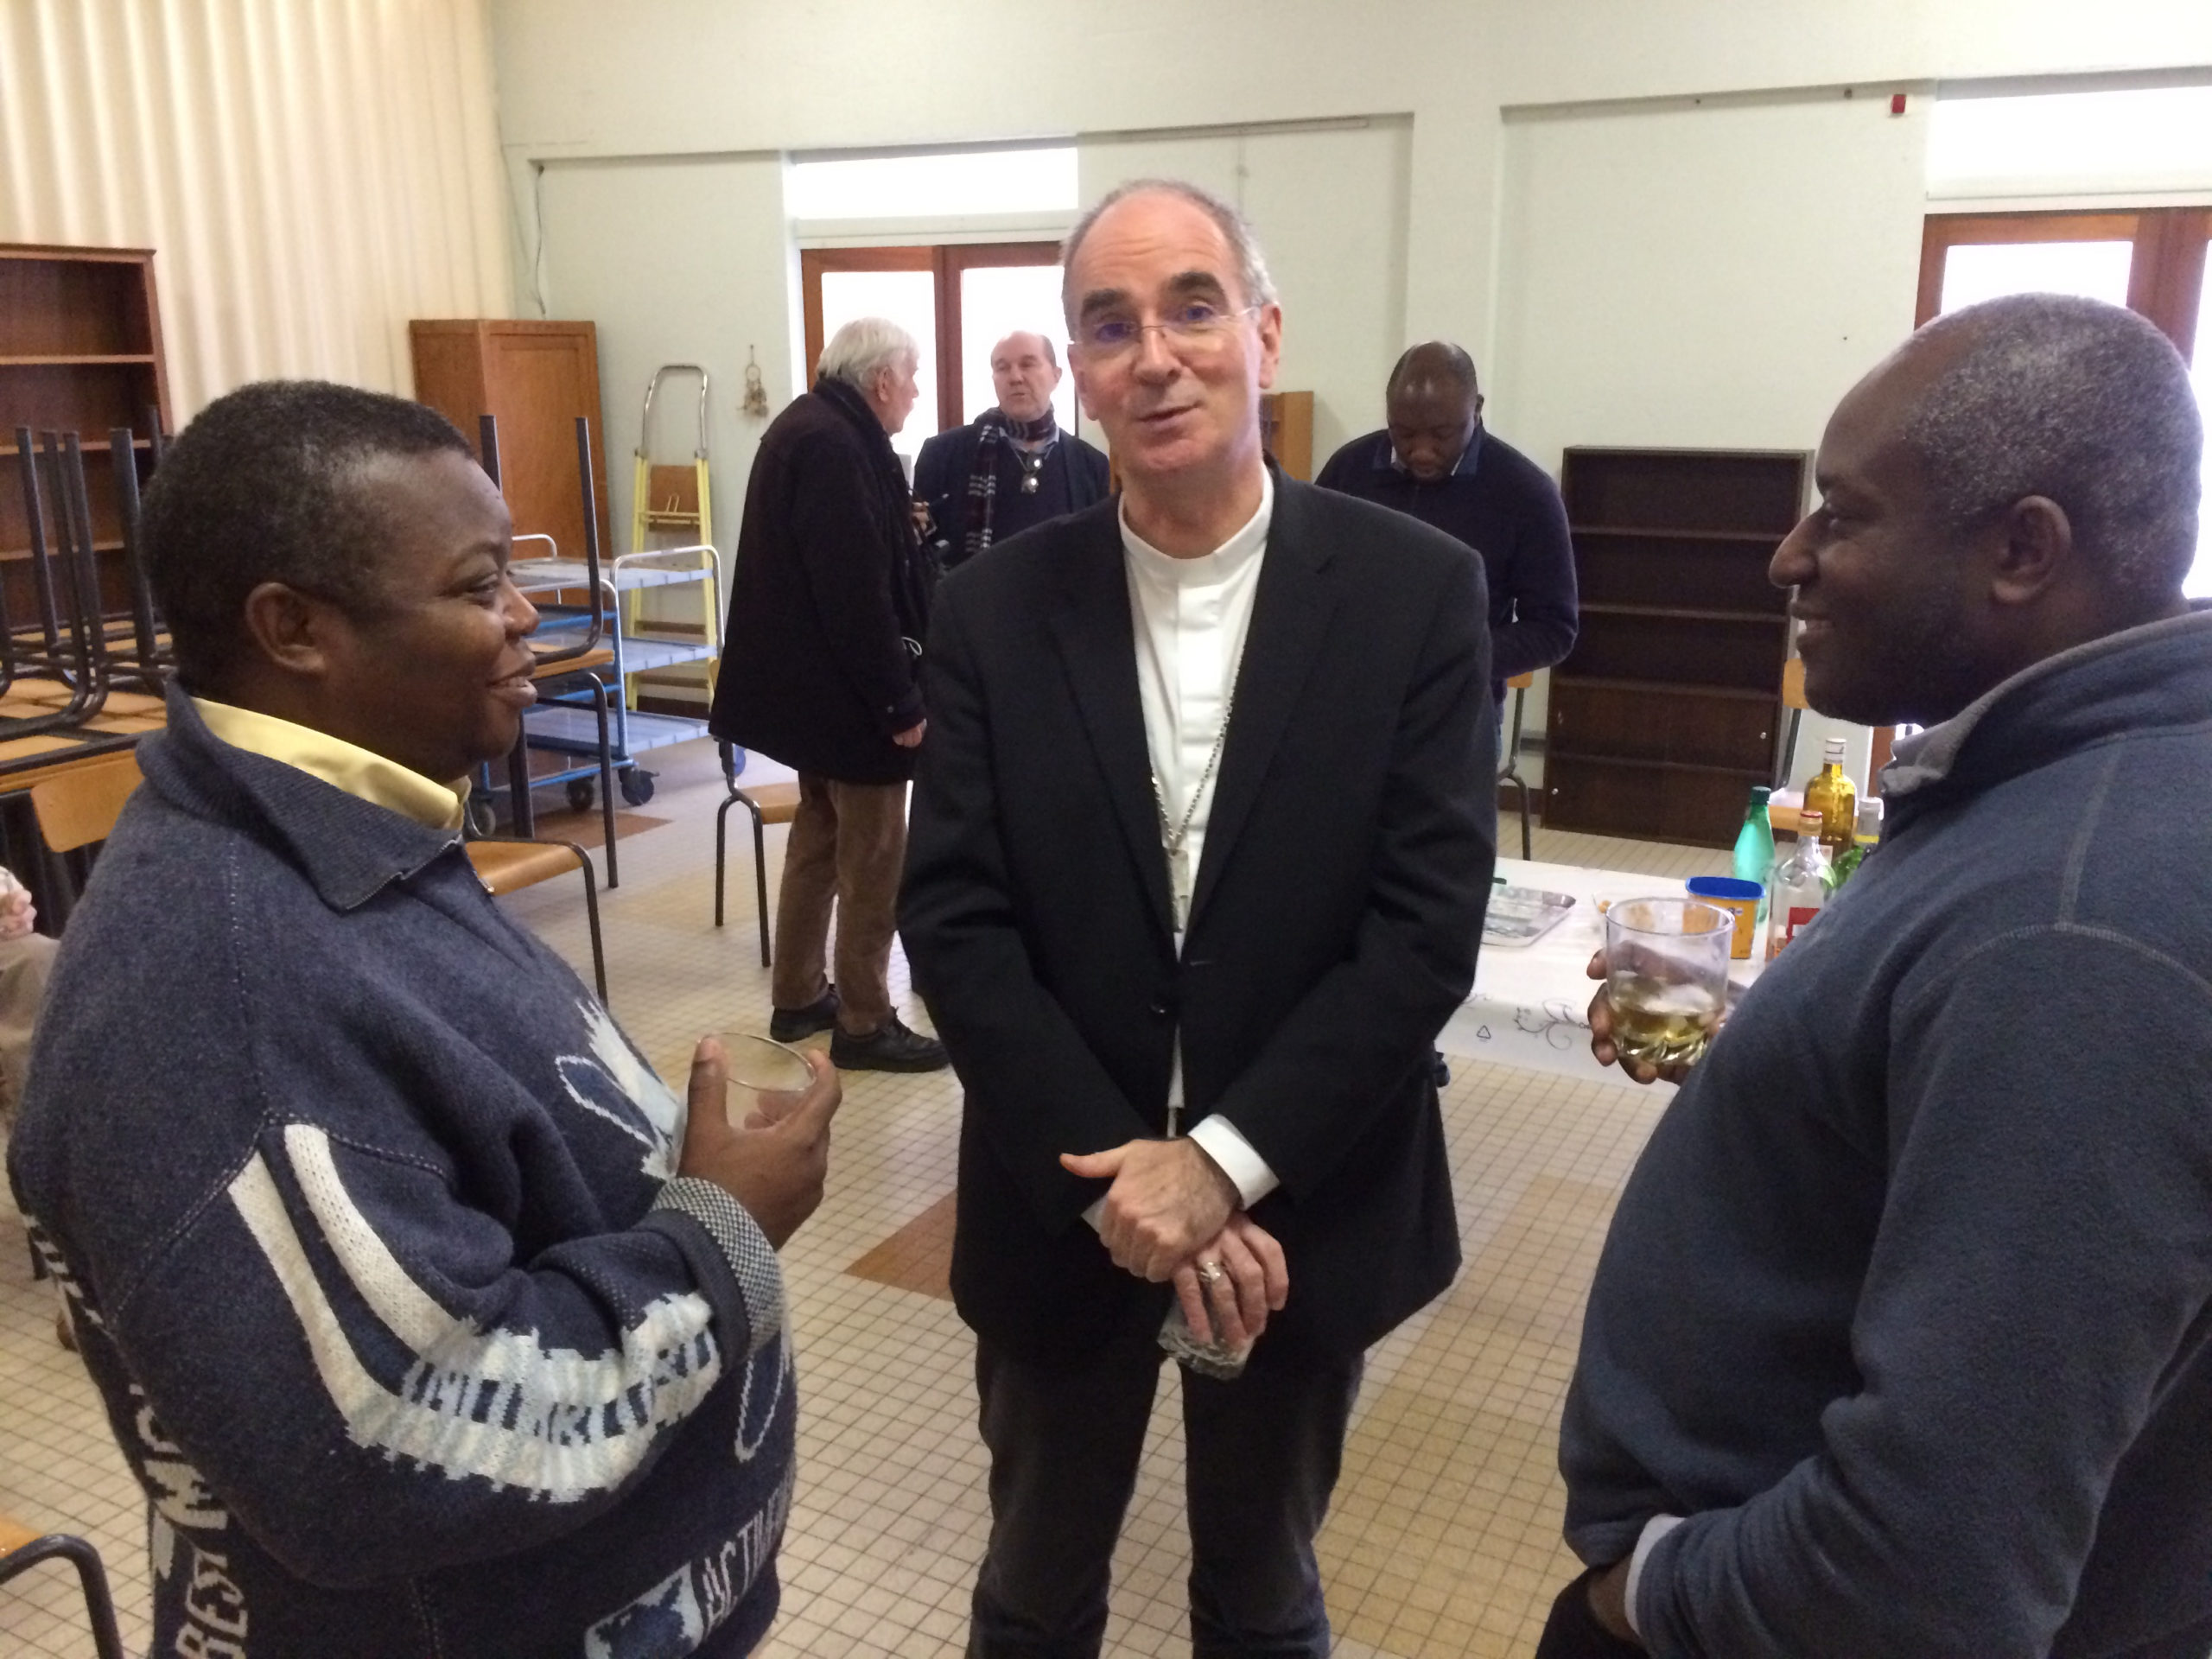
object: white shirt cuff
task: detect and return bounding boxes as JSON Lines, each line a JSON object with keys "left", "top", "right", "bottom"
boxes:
{"left": 1185, "top": 1116, "right": 1280, "bottom": 1208}
{"left": 1624, "top": 1514, "right": 1684, "bottom": 1639}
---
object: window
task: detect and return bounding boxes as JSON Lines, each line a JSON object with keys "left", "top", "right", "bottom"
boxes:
{"left": 1917, "top": 208, "right": 2211, "bottom": 594}
{"left": 1929, "top": 85, "right": 2212, "bottom": 201}
{"left": 786, "top": 147, "right": 1077, "bottom": 221}
{"left": 799, "top": 243, "right": 1072, "bottom": 463}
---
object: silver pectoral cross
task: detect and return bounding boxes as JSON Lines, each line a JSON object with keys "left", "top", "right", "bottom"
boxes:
{"left": 1168, "top": 844, "right": 1194, "bottom": 932}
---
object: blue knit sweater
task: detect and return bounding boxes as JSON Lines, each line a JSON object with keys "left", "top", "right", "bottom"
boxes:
{"left": 1560, "top": 607, "right": 2212, "bottom": 1658}
{"left": 8, "top": 691, "right": 794, "bottom": 1657}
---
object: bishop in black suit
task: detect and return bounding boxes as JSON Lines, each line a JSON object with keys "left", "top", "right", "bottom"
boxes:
{"left": 900, "top": 181, "right": 1495, "bottom": 1659}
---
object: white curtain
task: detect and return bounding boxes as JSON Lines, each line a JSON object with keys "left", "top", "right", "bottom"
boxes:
{"left": 0, "top": 0, "right": 513, "bottom": 420}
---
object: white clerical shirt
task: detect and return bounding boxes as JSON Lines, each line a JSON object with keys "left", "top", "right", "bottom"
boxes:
{"left": 1116, "top": 470, "right": 1280, "bottom": 1209}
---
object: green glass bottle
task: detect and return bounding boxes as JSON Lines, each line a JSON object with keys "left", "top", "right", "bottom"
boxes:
{"left": 1733, "top": 785, "right": 1777, "bottom": 924}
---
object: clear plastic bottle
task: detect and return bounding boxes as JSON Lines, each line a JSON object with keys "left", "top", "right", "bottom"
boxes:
{"left": 1767, "top": 807, "right": 1832, "bottom": 959}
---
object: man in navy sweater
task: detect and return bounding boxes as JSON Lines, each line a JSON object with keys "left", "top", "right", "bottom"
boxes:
{"left": 1547, "top": 296, "right": 2212, "bottom": 1658}
{"left": 1316, "top": 340, "right": 1578, "bottom": 710}
{"left": 9, "top": 381, "right": 840, "bottom": 1658}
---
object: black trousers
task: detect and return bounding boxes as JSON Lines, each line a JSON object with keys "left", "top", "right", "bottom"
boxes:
{"left": 966, "top": 1310, "right": 1362, "bottom": 1659}
{"left": 1535, "top": 1567, "right": 1643, "bottom": 1657}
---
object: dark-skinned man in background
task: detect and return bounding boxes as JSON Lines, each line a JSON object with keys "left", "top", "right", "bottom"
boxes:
{"left": 1317, "top": 340, "right": 1579, "bottom": 711}
{"left": 1542, "top": 294, "right": 2212, "bottom": 1659}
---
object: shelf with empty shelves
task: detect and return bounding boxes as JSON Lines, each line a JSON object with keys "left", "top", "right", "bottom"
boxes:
{"left": 1543, "top": 749, "right": 1771, "bottom": 779}
{"left": 1578, "top": 602, "right": 1789, "bottom": 625}
{"left": 1552, "top": 675, "right": 1779, "bottom": 703}
{"left": 1569, "top": 524, "right": 1783, "bottom": 543}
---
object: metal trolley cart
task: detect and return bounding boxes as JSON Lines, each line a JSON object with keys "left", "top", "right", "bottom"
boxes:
{"left": 512, "top": 540, "right": 725, "bottom": 812}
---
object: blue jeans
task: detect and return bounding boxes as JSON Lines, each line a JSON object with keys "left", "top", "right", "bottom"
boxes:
{"left": 967, "top": 1312, "right": 1361, "bottom": 1659}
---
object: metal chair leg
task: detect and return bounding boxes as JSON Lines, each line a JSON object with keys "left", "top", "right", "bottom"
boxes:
{"left": 750, "top": 800, "right": 770, "bottom": 969}
{"left": 569, "top": 840, "right": 607, "bottom": 1003}
{"left": 0, "top": 1534, "right": 127, "bottom": 1659}
{"left": 587, "top": 670, "right": 618, "bottom": 889}
{"left": 714, "top": 792, "right": 739, "bottom": 928}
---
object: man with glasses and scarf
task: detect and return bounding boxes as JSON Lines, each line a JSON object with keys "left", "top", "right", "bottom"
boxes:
{"left": 915, "top": 329, "right": 1111, "bottom": 575}
{"left": 902, "top": 180, "right": 1496, "bottom": 1658}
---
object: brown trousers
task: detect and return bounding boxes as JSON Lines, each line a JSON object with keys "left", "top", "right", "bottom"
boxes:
{"left": 770, "top": 772, "right": 908, "bottom": 1034}
{"left": 0, "top": 930, "right": 58, "bottom": 1129}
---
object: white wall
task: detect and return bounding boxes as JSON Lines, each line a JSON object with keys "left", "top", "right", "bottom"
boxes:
{"left": 3, "top": 0, "right": 512, "bottom": 418}
{"left": 1079, "top": 120, "right": 1413, "bottom": 466}
{"left": 534, "top": 151, "right": 794, "bottom": 557}
{"left": 1491, "top": 87, "right": 1933, "bottom": 785}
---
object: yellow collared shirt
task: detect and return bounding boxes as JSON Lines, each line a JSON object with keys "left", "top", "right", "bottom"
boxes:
{"left": 192, "top": 699, "right": 470, "bottom": 831}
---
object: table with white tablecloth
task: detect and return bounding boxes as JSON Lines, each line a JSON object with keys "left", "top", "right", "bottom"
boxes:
{"left": 1440, "top": 858, "right": 1759, "bottom": 1089}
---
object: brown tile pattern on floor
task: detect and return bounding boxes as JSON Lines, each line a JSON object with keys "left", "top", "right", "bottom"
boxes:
{"left": 847, "top": 1191, "right": 957, "bottom": 1300}
{"left": 1319, "top": 1176, "right": 1620, "bottom": 1659}
{"left": 3, "top": 738, "right": 1680, "bottom": 1659}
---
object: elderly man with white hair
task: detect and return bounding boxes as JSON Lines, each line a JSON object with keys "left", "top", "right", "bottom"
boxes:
{"left": 711, "top": 316, "right": 948, "bottom": 1071}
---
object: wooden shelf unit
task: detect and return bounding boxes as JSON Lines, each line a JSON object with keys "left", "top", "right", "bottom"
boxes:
{"left": 0, "top": 245, "right": 171, "bottom": 627}
{"left": 1544, "top": 447, "right": 1808, "bottom": 846}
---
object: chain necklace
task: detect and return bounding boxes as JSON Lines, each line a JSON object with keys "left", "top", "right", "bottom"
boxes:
{"left": 1150, "top": 681, "right": 1236, "bottom": 933}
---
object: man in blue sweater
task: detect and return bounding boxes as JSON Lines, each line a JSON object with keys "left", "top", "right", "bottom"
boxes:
{"left": 1315, "top": 340, "right": 1579, "bottom": 710}
{"left": 1545, "top": 295, "right": 2212, "bottom": 1658}
{"left": 8, "top": 381, "right": 840, "bottom": 1657}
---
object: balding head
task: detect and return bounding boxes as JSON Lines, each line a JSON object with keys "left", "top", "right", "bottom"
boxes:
{"left": 1900, "top": 294, "right": 2201, "bottom": 609}
{"left": 989, "top": 331, "right": 1062, "bottom": 424}
{"left": 1385, "top": 341, "right": 1484, "bottom": 481}
{"left": 1771, "top": 294, "right": 2201, "bottom": 728}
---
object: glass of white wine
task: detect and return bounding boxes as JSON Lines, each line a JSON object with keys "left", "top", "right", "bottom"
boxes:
{"left": 712, "top": 1033, "right": 817, "bottom": 1124}
{"left": 1602, "top": 898, "right": 1732, "bottom": 1069}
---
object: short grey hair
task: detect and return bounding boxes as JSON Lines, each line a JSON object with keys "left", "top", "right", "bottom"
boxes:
{"left": 1059, "top": 178, "right": 1279, "bottom": 330}
{"left": 1903, "top": 294, "right": 2202, "bottom": 607}
{"left": 817, "top": 316, "right": 918, "bottom": 394}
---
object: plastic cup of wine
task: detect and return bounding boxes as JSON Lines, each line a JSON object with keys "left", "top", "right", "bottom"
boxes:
{"left": 713, "top": 1032, "right": 817, "bottom": 1126}
{"left": 1602, "top": 898, "right": 1732, "bottom": 1069}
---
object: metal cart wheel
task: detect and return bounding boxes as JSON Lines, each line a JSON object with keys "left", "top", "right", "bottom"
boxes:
{"left": 565, "top": 777, "right": 597, "bottom": 814}
{"left": 619, "top": 767, "right": 657, "bottom": 807}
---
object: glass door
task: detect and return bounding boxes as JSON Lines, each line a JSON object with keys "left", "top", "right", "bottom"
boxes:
{"left": 799, "top": 241, "right": 1076, "bottom": 466}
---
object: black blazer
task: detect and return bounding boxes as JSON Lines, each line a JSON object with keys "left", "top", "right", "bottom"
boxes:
{"left": 913, "top": 420, "right": 1112, "bottom": 570}
{"left": 899, "top": 477, "right": 1497, "bottom": 1363}
{"left": 709, "top": 380, "right": 931, "bottom": 784}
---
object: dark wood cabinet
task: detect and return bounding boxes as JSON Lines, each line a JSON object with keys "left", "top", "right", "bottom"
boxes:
{"left": 1544, "top": 447, "right": 1807, "bottom": 847}
{"left": 0, "top": 245, "right": 171, "bottom": 626}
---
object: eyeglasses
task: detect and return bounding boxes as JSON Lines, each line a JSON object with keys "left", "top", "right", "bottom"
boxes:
{"left": 1077, "top": 303, "right": 1259, "bottom": 358}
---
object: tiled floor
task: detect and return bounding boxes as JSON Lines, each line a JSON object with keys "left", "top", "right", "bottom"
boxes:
{"left": 1, "top": 735, "right": 1721, "bottom": 1657}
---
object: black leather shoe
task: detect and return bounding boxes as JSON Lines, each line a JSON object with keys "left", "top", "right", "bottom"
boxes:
{"left": 1431, "top": 1049, "right": 1452, "bottom": 1089}
{"left": 830, "top": 1014, "right": 950, "bottom": 1073}
{"left": 769, "top": 988, "right": 840, "bottom": 1043}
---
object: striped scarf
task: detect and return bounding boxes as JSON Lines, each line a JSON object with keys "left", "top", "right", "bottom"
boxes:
{"left": 963, "top": 408, "right": 1059, "bottom": 562}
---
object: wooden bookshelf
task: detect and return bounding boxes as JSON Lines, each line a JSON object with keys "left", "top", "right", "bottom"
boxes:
{"left": 1544, "top": 447, "right": 1808, "bottom": 846}
{"left": 0, "top": 245, "right": 171, "bottom": 626}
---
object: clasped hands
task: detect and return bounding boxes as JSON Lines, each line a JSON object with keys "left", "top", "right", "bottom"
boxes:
{"left": 1060, "top": 1138, "right": 1288, "bottom": 1349}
